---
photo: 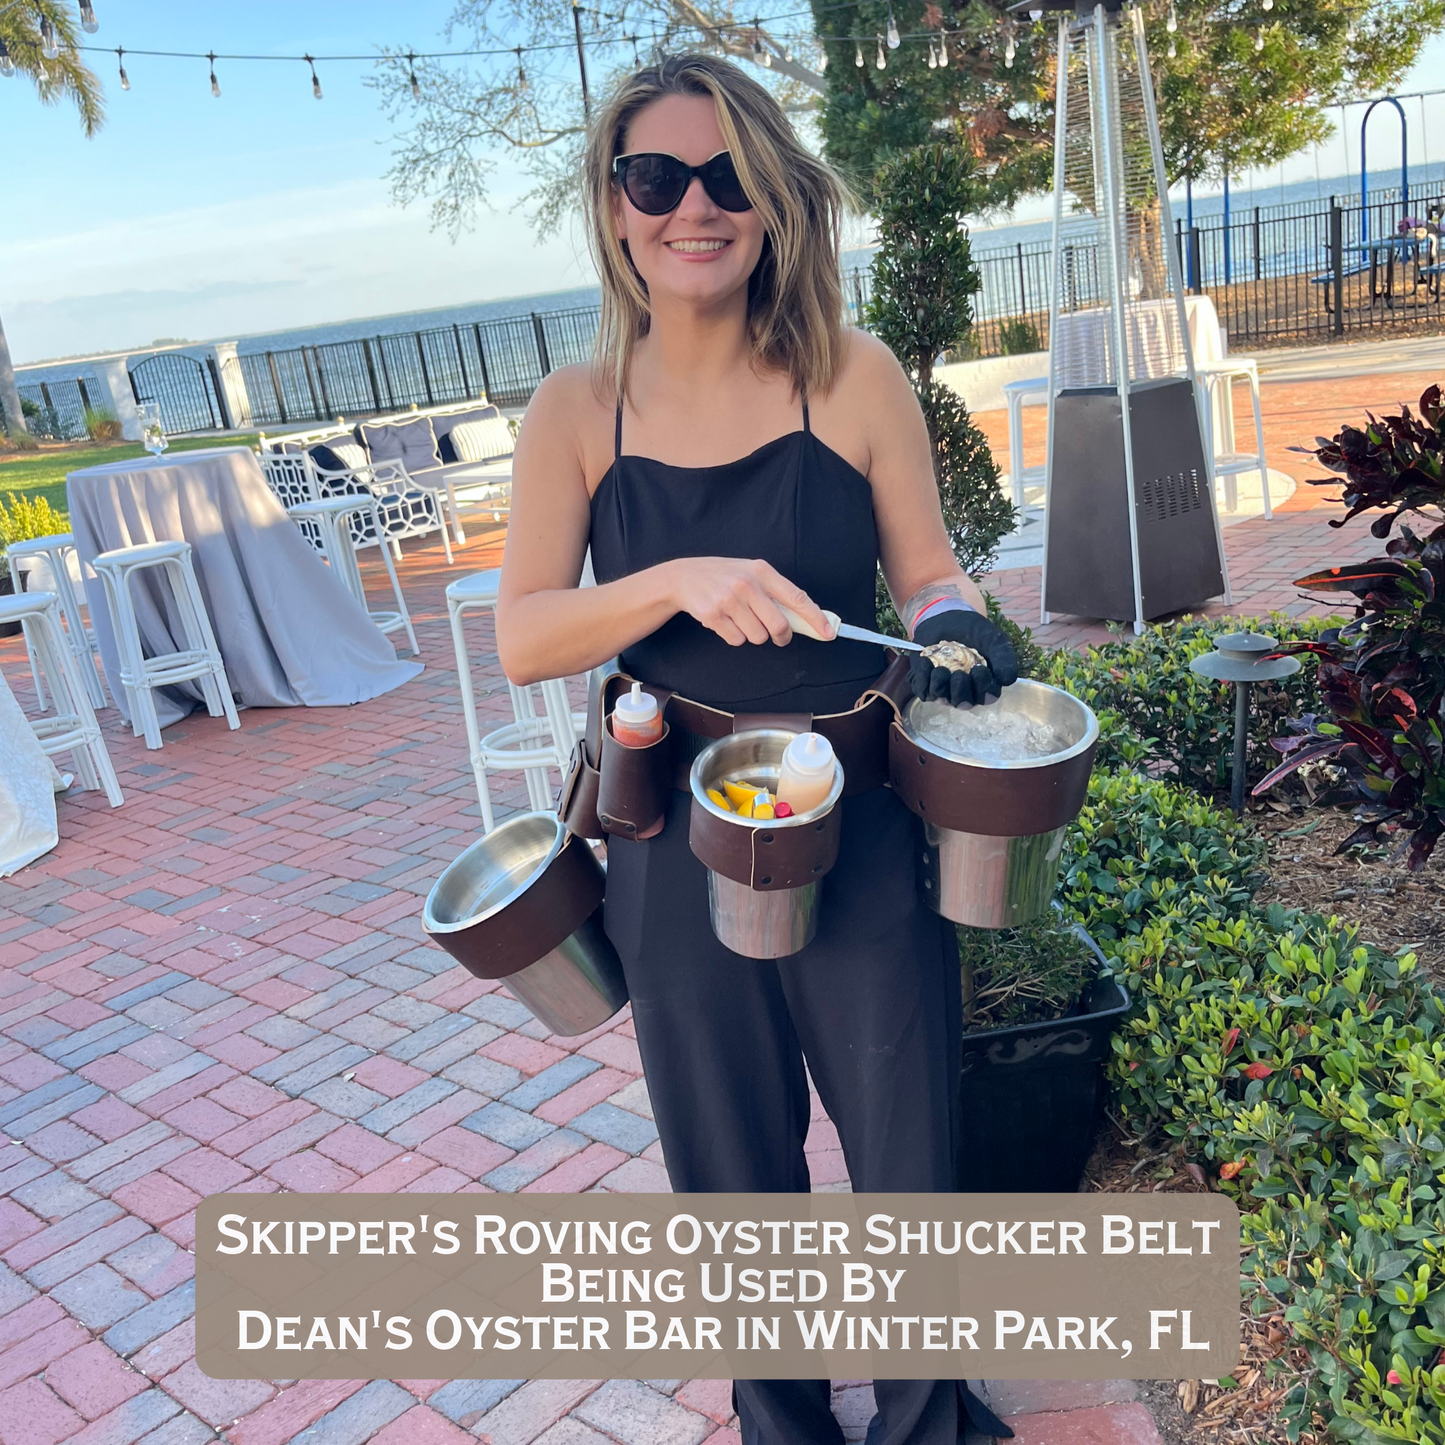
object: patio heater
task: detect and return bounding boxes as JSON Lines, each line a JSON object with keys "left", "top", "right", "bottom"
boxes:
{"left": 1027, "top": 0, "right": 1229, "bottom": 630}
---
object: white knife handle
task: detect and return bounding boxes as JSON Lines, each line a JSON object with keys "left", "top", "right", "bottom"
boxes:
{"left": 776, "top": 602, "right": 841, "bottom": 642}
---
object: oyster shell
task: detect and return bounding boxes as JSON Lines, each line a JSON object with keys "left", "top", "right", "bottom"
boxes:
{"left": 920, "top": 639, "right": 987, "bottom": 673}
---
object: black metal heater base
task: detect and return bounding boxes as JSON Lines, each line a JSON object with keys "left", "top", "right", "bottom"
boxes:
{"left": 1043, "top": 377, "right": 1225, "bottom": 623}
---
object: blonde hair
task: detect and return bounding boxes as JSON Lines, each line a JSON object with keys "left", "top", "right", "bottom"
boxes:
{"left": 583, "top": 53, "right": 850, "bottom": 403}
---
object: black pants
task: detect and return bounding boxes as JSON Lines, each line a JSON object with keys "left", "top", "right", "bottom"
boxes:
{"left": 605, "top": 787, "right": 964, "bottom": 1445}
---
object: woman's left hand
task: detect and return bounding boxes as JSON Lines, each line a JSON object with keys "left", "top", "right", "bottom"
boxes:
{"left": 909, "top": 609, "right": 1019, "bottom": 706}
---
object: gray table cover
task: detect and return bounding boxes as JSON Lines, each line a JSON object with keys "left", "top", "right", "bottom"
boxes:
{"left": 67, "top": 447, "right": 422, "bottom": 730}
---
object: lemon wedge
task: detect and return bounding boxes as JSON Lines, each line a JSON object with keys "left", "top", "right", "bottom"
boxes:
{"left": 706, "top": 788, "right": 732, "bottom": 812}
{"left": 722, "top": 780, "right": 761, "bottom": 810}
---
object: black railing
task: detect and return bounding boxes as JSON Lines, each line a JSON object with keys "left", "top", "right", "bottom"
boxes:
{"left": 3, "top": 375, "right": 101, "bottom": 440}
{"left": 233, "top": 307, "right": 604, "bottom": 426}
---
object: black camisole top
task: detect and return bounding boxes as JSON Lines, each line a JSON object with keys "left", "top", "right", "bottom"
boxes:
{"left": 588, "top": 401, "right": 886, "bottom": 719}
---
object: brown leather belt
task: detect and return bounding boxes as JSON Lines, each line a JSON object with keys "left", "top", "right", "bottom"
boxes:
{"left": 561, "top": 656, "right": 914, "bottom": 842}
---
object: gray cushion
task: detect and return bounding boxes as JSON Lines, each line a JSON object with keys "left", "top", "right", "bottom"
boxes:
{"left": 434, "top": 405, "right": 501, "bottom": 462}
{"left": 357, "top": 417, "right": 441, "bottom": 475}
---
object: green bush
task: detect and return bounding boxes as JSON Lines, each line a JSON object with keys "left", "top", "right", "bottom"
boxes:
{"left": 1062, "top": 770, "right": 1445, "bottom": 1444}
{"left": 1044, "top": 615, "right": 1338, "bottom": 799}
{"left": 0, "top": 492, "right": 69, "bottom": 581}
{"left": 1060, "top": 768, "right": 1267, "bottom": 941}
{"left": 998, "top": 318, "right": 1043, "bottom": 355}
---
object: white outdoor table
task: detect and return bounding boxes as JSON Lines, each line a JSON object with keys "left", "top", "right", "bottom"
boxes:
{"left": 66, "top": 447, "right": 422, "bottom": 731}
{"left": 0, "top": 668, "right": 59, "bottom": 876}
{"left": 1051, "top": 294, "right": 1225, "bottom": 391}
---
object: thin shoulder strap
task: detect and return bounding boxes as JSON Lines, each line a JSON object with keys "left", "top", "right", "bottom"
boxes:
{"left": 801, "top": 395, "right": 811, "bottom": 434}
{"left": 614, "top": 404, "right": 624, "bottom": 462}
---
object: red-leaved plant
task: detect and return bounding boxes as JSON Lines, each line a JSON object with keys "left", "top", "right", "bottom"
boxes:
{"left": 1253, "top": 383, "right": 1445, "bottom": 868}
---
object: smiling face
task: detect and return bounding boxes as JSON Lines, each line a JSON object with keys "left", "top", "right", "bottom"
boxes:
{"left": 613, "top": 92, "right": 768, "bottom": 313}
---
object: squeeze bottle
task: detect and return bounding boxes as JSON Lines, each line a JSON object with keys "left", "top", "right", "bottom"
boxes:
{"left": 611, "top": 682, "right": 663, "bottom": 748}
{"left": 775, "top": 732, "right": 837, "bottom": 813}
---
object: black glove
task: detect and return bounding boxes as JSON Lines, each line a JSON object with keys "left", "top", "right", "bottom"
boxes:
{"left": 908, "top": 607, "right": 1020, "bottom": 707}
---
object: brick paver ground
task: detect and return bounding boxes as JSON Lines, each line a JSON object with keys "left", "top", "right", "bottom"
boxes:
{"left": 4, "top": 355, "right": 1416, "bottom": 1441}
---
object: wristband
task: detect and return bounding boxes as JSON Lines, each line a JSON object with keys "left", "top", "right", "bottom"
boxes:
{"left": 909, "top": 596, "right": 976, "bottom": 637}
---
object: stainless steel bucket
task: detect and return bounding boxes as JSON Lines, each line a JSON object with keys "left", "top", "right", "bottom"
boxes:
{"left": 689, "top": 730, "right": 845, "bottom": 960}
{"left": 895, "top": 681, "right": 1099, "bottom": 929}
{"left": 423, "top": 812, "right": 628, "bottom": 1036}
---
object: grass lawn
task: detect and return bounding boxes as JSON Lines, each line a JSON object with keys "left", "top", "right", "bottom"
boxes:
{"left": 0, "top": 435, "right": 259, "bottom": 522}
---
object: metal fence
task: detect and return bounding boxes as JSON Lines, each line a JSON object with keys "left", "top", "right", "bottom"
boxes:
{"left": 1182, "top": 193, "right": 1444, "bottom": 346}
{"left": 2, "top": 375, "right": 102, "bottom": 440}
{"left": 231, "top": 307, "right": 603, "bottom": 428}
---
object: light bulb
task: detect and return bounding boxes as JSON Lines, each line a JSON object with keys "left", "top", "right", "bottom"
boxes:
{"left": 761, "top": 49, "right": 771, "bottom": 66}
{"left": 855, "top": 39, "right": 864, "bottom": 66}
{"left": 928, "top": 39, "right": 937, "bottom": 67}
{"left": 1167, "top": 2, "right": 1178, "bottom": 32}
{"left": 117, "top": 46, "right": 128, "bottom": 89}
{"left": 79, "top": 0, "right": 98, "bottom": 34}
{"left": 818, "top": 48, "right": 827, "bottom": 71}
{"left": 308, "top": 58, "right": 322, "bottom": 99}
{"left": 1254, "top": 24, "right": 1264, "bottom": 49}
{"left": 1262, "top": 0, "right": 1273, "bottom": 10}
{"left": 1029, "top": 7, "right": 1043, "bottom": 18}
{"left": 939, "top": 32, "right": 948, "bottom": 65}
{"left": 1005, "top": 32, "right": 1016, "bottom": 66}
{"left": 876, "top": 35, "right": 886, "bottom": 68}
{"left": 0, "top": 40, "right": 13, "bottom": 77}
{"left": 784, "top": 44, "right": 792, "bottom": 62}
{"left": 886, "top": 6, "right": 900, "bottom": 47}
{"left": 408, "top": 54, "right": 421, "bottom": 101}
{"left": 1167, "top": 36, "right": 1176, "bottom": 56}
{"left": 209, "top": 54, "right": 221, "bottom": 97}
{"left": 1346, "top": 18, "right": 1356, "bottom": 40}
{"left": 40, "top": 18, "right": 59, "bottom": 59}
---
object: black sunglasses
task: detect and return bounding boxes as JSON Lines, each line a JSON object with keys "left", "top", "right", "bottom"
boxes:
{"left": 611, "top": 150, "right": 753, "bottom": 215}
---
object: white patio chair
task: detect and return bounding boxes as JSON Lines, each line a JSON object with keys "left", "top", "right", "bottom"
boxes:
{"left": 0, "top": 591, "right": 123, "bottom": 807}
{"left": 446, "top": 569, "right": 586, "bottom": 833}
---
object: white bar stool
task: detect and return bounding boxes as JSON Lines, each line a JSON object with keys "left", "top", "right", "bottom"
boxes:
{"left": 288, "top": 496, "right": 419, "bottom": 656}
{"left": 446, "top": 569, "right": 586, "bottom": 833}
{"left": 5, "top": 534, "right": 107, "bottom": 711}
{"left": 1002, "top": 377, "right": 1049, "bottom": 510}
{"left": 1195, "top": 359, "right": 1272, "bottom": 519}
{"left": 91, "top": 540, "right": 241, "bottom": 751}
{"left": 0, "top": 592, "right": 123, "bottom": 807}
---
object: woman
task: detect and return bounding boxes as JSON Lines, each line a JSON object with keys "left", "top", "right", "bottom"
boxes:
{"left": 497, "top": 53, "right": 1018, "bottom": 1445}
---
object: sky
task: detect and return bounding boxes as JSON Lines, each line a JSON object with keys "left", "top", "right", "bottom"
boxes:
{"left": 2, "top": 2, "right": 1443, "bottom": 365}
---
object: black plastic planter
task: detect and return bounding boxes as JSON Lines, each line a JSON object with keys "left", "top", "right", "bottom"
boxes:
{"left": 0, "top": 573, "right": 19, "bottom": 637}
{"left": 955, "top": 928, "right": 1129, "bottom": 1193}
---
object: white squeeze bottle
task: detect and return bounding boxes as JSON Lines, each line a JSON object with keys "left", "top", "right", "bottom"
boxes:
{"left": 611, "top": 682, "right": 663, "bottom": 748}
{"left": 776, "top": 732, "right": 837, "bottom": 814}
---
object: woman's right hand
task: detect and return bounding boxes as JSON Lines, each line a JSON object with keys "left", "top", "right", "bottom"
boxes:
{"left": 665, "top": 557, "right": 834, "bottom": 648}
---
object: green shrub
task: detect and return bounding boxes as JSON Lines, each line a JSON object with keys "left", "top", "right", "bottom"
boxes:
{"left": 958, "top": 915, "right": 1097, "bottom": 1030}
{"left": 83, "top": 408, "right": 122, "bottom": 443}
{"left": 0, "top": 492, "right": 69, "bottom": 581}
{"left": 1059, "top": 768, "right": 1267, "bottom": 941}
{"left": 1061, "top": 771, "right": 1445, "bottom": 1444}
{"left": 1044, "top": 615, "right": 1338, "bottom": 798}
{"left": 998, "top": 318, "right": 1043, "bottom": 355}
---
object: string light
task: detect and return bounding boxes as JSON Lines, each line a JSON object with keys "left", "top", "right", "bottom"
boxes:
{"left": 1254, "top": 24, "right": 1264, "bottom": 50}
{"left": 1004, "top": 24, "right": 1016, "bottom": 67}
{"left": 79, "top": 1, "right": 99, "bottom": 35}
{"left": 939, "top": 30, "right": 948, "bottom": 65}
{"left": 40, "top": 17, "right": 60, "bottom": 60}
{"left": 817, "top": 46, "right": 826, "bottom": 70}
{"left": 208, "top": 51, "right": 220, "bottom": 96}
{"left": 1346, "top": 16, "right": 1356, "bottom": 40}
{"left": 406, "top": 51, "right": 420, "bottom": 101}
{"left": 927, "top": 37, "right": 937, "bottom": 67}
{"left": 116, "top": 45, "right": 128, "bottom": 89}
{"left": 516, "top": 45, "right": 528, "bottom": 91}
{"left": 1166, "top": 2, "right": 1177, "bottom": 32}
{"left": 876, "top": 33, "right": 886, "bottom": 68}
{"left": 1167, "top": 35, "right": 1176, "bottom": 57}
{"left": 885, "top": 5, "right": 899, "bottom": 48}
{"left": 0, "top": 39, "right": 13, "bottom": 78}
{"left": 1261, "top": 0, "right": 1273, "bottom": 10}
{"left": 854, "top": 38, "right": 864, "bottom": 66}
